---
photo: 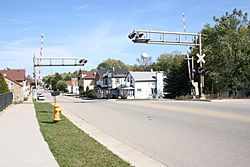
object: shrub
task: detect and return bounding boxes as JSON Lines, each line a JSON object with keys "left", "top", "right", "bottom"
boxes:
{"left": 56, "top": 80, "right": 67, "bottom": 92}
{"left": 86, "top": 89, "right": 96, "bottom": 98}
{"left": 0, "top": 73, "right": 9, "bottom": 94}
{"left": 24, "top": 97, "right": 28, "bottom": 101}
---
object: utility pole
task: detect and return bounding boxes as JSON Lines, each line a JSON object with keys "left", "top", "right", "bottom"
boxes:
{"left": 33, "top": 54, "right": 37, "bottom": 89}
{"left": 198, "top": 32, "right": 205, "bottom": 98}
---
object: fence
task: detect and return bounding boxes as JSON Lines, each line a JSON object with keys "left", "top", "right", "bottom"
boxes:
{"left": 0, "top": 92, "right": 13, "bottom": 111}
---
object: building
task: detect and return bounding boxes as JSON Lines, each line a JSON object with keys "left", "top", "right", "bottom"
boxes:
{"left": 0, "top": 68, "right": 29, "bottom": 102}
{"left": 96, "top": 68, "right": 128, "bottom": 98}
{"left": 123, "top": 71, "right": 164, "bottom": 99}
{"left": 78, "top": 70, "right": 97, "bottom": 92}
{"left": 4, "top": 76, "right": 23, "bottom": 102}
{"left": 65, "top": 78, "right": 78, "bottom": 94}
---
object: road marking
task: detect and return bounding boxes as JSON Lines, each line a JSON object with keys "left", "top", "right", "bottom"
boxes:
{"left": 124, "top": 102, "right": 250, "bottom": 122}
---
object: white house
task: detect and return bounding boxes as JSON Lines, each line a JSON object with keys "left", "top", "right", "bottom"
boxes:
{"left": 122, "top": 71, "right": 164, "bottom": 99}
{"left": 66, "top": 78, "right": 78, "bottom": 94}
{"left": 78, "top": 70, "right": 96, "bottom": 92}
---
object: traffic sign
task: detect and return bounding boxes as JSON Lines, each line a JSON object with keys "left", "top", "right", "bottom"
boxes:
{"left": 196, "top": 53, "right": 206, "bottom": 64}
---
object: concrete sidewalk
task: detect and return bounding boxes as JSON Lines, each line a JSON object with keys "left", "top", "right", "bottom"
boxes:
{"left": 0, "top": 99, "right": 59, "bottom": 167}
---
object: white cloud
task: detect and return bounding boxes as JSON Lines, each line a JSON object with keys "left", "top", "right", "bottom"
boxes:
{"left": 76, "top": 5, "right": 89, "bottom": 10}
{"left": 61, "top": 22, "right": 131, "bottom": 68}
{"left": 75, "top": 4, "right": 101, "bottom": 11}
{"left": 0, "top": 38, "right": 76, "bottom": 76}
{"left": 0, "top": 20, "right": 149, "bottom": 76}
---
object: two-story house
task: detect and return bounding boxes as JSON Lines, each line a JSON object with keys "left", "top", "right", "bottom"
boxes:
{"left": 0, "top": 68, "right": 29, "bottom": 102}
{"left": 122, "top": 71, "right": 164, "bottom": 99}
{"left": 66, "top": 78, "right": 78, "bottom": 94}
{"left": 78, "top": 70, "right": 96, "bottom": 92}
{"left": 96, "top": 68, "right": 128, "bottom": 98}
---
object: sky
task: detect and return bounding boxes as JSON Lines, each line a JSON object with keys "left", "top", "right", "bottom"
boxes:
{"left": 0, "top": 0, "right": 249, "bottom": 77}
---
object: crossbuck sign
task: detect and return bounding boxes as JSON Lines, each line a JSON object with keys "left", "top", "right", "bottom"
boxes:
{"left": 196, "top": 53, "right": 206, "bottom": 64}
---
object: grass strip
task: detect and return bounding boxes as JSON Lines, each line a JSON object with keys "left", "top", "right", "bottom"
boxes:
{"left": 34, "top": 102, "right": 132, "bottom": 167}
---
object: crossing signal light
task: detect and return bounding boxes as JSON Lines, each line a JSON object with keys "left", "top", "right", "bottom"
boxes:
{"left": 128, "top": 32, "right": 136, "bottom": 39}
{"left": 79, "top": 59, "right": 87, "bottom": 64}
{"left": 198, "top": 67, "right": 209, "bottom": 75}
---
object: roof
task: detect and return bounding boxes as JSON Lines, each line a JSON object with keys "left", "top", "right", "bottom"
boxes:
{"left": 80, "top": 71, "right": 96, "bottom": 80}
{"left": 97, "top": 68, "right": 128, "bottom": 78}
{"left": 65, "top": 79, "right": 78, "bottom": 86}
{"left": 0, "top": 69, "right": 25, "bottom": 82}
{"left": 110, "top": 69, "right": 128, "bottom": 78}
{"left": 129, "top": 71, "right": 157, "bottom": 82}
{"left": 5, "top": 76, "right": 23, "bottom": 87}
{"left": 96, "top": 69, "right": 107, "bottom": 78}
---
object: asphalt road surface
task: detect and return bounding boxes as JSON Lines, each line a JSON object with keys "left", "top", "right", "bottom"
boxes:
{"left": 44, "top": 93, "right": 250, "bottom": 167}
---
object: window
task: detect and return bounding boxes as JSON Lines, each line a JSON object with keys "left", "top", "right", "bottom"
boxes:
{"left": 116, "top": 78, "right": 120, "bottom": 84}
{"left": 137, "top": 88, "right": 141, "bottom": 92}
{"left": 103, "top": 79, "right": 108, "bottom": 85}
{"left": 129, "top": 90, "right": 134, "bottom": 96}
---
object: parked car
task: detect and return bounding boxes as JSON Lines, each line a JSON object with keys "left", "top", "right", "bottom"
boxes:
{"left": 37, "top": 94, "right": 45, "bottom": 100}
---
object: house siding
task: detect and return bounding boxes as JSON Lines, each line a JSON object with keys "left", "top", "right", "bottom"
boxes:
{"left": 5, "top": 78, "right": 23, "bottom": 102}
{"left": 134, "top": 81, "right": 156, "bottom": 99}
{"left": 124, "top": 71, "right": 164, "bottom": 99}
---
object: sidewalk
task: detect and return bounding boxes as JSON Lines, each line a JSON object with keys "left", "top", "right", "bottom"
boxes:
{"left": 0, "top": 97, "right": 59, "bottom": 167}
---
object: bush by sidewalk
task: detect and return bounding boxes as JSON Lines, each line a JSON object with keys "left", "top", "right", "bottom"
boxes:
{"left": 34, "top": 102, "right": 131, "bottom": 167}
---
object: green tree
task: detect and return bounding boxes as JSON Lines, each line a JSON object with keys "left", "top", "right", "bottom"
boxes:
{"left": 63, "top": 74, "right": 72, "bottom": 81}
{"left": 51, "top": 73, "right": 62, "bottom": 90}
{"left": 155, "top": 51, "right": 184, "bottom": 73}
{"left": 165, "top": 57, "right": 191, "bottom": 98}
{"left": 97, "top": 59, "right": 129, "bottom": 69}
{"left": 155, "top": 52, "right": 191, "bottom": 98}
{"left": 62, "top": 72, "right": 76, "bottom": 81}
{"left": 200, "top": 9, "right": 250, "bottom": 96}
{"left": 0, "top": 73, "right": 9, "bottom": 94}
{"left": 43, "top": 75, "right": 53, "bottom": 89}
{"left": 56, "top": 80, "right": 67, "bottom": 92}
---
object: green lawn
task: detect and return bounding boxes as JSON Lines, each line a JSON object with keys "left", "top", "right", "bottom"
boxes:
{"left": 34, "top": 102, "right": 132, "bottom": 167}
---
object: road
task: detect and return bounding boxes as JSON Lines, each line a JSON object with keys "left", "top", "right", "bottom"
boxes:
{"left": 44, "top": 92, "right": 250, "bottom": 167}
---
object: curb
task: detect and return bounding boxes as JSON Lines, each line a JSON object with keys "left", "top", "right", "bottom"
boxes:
{"left": 62, "top": 109, "right": 167, "bottom": 167}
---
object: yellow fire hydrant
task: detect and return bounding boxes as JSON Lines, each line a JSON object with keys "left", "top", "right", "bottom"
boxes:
{"left": 53, "top": 103, "right": 61, "bottom": 122}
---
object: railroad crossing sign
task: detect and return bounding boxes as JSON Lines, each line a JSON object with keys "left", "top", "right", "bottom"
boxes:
{"left": 196, "top": 53, "right": 205, "bottom": 64}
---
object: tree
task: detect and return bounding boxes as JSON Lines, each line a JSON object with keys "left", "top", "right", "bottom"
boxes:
{"left": 62, "top": 72, "right": 76, "bottom": 81}
{"left": 0, "top": 73, "right": 9, "bottom": 94}
{"left": 63, "top": 74, "right": 72, "bottom": 81}
{"left": 43, "top": 75, "right": 53, "bottom": 89}
{"left": 155, "top": 51, "right": 184, "bottom": 73}
{"left": 97, "top": 59, "right": 129, "bottom": 69}
{"left": 164, "top": 56, "right": 191, "bottom": 98}
{"left": 155, "top": 52, "right": 191, "bottom": 98}
{"left": 56, "top": 80, "right": 67, "bottom": 92}
{"left": 51, "top": 73, "right": 62, "bottom": 90}
{"left": 200, "top": 9, "right": 250, "bottom": 96}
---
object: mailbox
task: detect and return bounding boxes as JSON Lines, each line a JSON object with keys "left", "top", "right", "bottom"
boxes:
{"left": 51, "top": 91, "right": 60, "bottom": 97}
